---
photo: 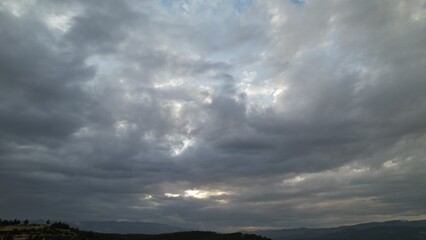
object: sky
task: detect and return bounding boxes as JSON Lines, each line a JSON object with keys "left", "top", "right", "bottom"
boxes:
{"left": 1, "top": 0, "right": 426, "bottom": 232}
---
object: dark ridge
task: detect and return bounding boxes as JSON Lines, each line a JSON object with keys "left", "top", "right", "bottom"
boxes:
{"left": 0, "top": 219, "right": 269, "bottom": 240}
{"left": 249, "top": 219, "right": 426, "bottom": 240}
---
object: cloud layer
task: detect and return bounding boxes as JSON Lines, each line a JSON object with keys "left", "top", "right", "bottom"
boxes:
{"left": 1, "top": 0, "right": 426, "bottom": 231}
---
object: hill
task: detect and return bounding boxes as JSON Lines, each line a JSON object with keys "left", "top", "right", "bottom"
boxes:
{"left": 250, "top": 220, "right": 426, "bottom": 240}
{"left": 0, "top": 223, "right": 268, "bottom": 240}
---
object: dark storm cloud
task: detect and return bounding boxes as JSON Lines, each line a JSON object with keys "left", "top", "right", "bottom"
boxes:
{"left": 1, "top": 0, "right": 426, "bottom": 231}
{"left": 64, "top": 0, "right": 142, "bottom": 54}
{"left": 0, "top": 7, "right": 95, "bottom": 144}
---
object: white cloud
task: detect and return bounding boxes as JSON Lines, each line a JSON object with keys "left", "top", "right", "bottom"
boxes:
{"left": 164, "top": 193, "right": 180, "bottom": 198}
{"left": 184, "top": 189, "right": 229, "bottom": 199}
{"left": 0, "top": 0, "right": 36, "bottom": 17}
{"left": 45, "top": 13, "right": 74, "bottom": 33}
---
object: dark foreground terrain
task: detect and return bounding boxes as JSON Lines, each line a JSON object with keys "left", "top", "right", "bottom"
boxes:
{"left": 0, "top": 223, "right": 268, "bottom": 240}
{"left": 2, "top": 219, "right": 426, "bottom": 240}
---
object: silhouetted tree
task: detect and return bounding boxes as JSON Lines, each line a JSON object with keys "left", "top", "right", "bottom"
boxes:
{"left": 50, "top": 221, "right": 70, "bottom": 229}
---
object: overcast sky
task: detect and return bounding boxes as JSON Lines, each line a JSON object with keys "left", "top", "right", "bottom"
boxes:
{"left": 1, "top": 0, "right": 426, "bottom": 232}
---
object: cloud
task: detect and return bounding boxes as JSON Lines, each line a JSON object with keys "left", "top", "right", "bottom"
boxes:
{"left": 1, "top": 0, "right": 426, "bottom": 231}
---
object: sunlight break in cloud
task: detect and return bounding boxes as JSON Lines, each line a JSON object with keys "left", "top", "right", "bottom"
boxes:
{"left": 184, "top": 189, "right": 229, "bottom": 199}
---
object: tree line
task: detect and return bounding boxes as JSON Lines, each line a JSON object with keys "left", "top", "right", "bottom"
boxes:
{"left": 0, "top": 218, "right": 70, "bottom": 228}
{"left": 0, "top": 219, "right": 25, "bottom": 226}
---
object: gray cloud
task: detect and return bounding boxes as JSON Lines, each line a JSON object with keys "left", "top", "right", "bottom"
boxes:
{"left": 1, "top": 0, "right": 426, "bottom": 232}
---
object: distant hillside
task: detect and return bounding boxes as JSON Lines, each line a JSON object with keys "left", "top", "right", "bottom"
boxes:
{"left": 250, "top": 220, "right": 426, "bottom": 240}
{"left": 69, "top": 221, "right": 186, "bottom": 234}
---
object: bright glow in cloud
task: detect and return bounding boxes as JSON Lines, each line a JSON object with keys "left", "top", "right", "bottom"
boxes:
{"left": 184, "top": 189, "right": 229, "bottom": 199}
{"left": 45, "top": 13, "right": 74, "bottom": 33}
{"left": 283, "top": 175, "right": 306, "bottom": 186}
{"left": 383, "top": 159, "right": 399, "bottom": 168}
{"left": 164, "top": 193, "right": 180, "bottom": 198}
{"left": 166, "top": 135, "right": 194, "bottom": 156}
